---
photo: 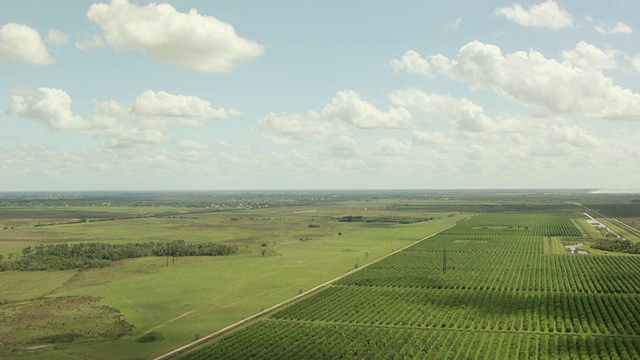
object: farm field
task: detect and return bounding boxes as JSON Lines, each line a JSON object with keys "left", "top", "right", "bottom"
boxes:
{"left": 580, "top": 201, "right": 640, "bottom": 243}
{"left": 0, "top": 192, "right": 470, "bottom": 359}
{"left": 180, "top": 209, "right": 640, "bottom": 359}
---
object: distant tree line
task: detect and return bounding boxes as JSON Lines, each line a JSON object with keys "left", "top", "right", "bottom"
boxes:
{"left": 338, "top": 215, "right": 436, "bottom": 224}
{"left": 339, "top": 215, "right": 365, "bottom": 222}
{"left": 0, "top": 240, "right": 238, "bottom": 271}
{"left": 592, "top": 239, "right": 640, "bottom": 254}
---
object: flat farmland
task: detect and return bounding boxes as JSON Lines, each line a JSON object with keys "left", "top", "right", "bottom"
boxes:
{"left": 0, "top": 197, "right": 468, "bottom": 359}
{"left": 0, "top": 201, "right": 460, "bottom": 254}
{"left": 180, "top": 211, "right": 640, "bottom": 359}
{"left": 581, "top": 202, "right": 640, "bottom": 242}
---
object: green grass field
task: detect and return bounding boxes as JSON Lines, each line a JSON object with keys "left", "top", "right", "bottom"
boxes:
{"left": 0, "top": 197, "right": 468, "bottom": 359}
{"left": 3, "top": 192, "right": 640, "bottom": 359}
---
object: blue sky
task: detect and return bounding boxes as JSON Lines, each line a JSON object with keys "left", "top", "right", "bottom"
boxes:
{"left": 1, "top": 0, "right": 639, "bottom": 191}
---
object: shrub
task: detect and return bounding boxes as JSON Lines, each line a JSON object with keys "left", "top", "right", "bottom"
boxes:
{"left": 136, "top": 331, "right": 164, "bottom": 343}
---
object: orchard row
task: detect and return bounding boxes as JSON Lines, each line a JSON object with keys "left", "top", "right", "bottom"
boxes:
{"left": 339, "top": 247, "right": 640, "bottom": 294}
{"left": 273, "top": 286, "right": 640, "bottom": 335}
{"left": 182, "top": 321, "right": 640, "bottom": 360}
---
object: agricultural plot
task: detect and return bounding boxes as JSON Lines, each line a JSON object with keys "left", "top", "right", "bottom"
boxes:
{"left": 0, "top": 196, "right": 472, "bottom": 360}
{"left": 181, "top": 212, "right": 640, "bottom": 359}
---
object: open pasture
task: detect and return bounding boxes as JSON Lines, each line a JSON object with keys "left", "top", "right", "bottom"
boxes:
{"left": 181, "top": 211, "right": 640, "bottom": 359}
{"left": 0, "top": 196, "right": 468, "bottom": 359}
{"left": 0, "top": 199, "right": 457, "bottom": 255}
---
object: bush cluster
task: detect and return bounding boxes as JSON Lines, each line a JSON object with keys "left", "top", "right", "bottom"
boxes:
{"left": 592, "top": 239, "right": 640, "bottom": 254}
{"left": 0, "top": 240, "right": 239, "bottom": 271}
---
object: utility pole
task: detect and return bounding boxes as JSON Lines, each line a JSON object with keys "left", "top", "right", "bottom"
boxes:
{"left": 443, "top": 248, "right": 447, "bottom": 274}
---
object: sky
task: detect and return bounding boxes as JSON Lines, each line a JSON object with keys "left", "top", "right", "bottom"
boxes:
{"left": 1, "top": 0, "right": 639, "bottom": 191}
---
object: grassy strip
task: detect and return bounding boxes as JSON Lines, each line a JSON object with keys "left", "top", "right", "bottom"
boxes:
{"left": 571, "top": 218, "right": 601, "bottom": 239}
{"left": 545, "top": 237, "right": 566, "bottom": 254}
{"left": 597, "top": 217, "right": 640, "bottom": 242}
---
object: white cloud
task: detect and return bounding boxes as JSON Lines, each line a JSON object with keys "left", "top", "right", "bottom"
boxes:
{"left": 389, "top": 89, "right": 494, "bottom": 132}
{"left": 179, "top": 139, "right": 210, "bottom": 152}
{"left": 443, "top": 17, "right": 463, "bottom": 31}
{"left": 91, "top": 116, "right": 169, "bottom": 145}
{"left": 561, "top": 41, "right": 617, "bottom": 71}
{"left": 330, "top": 135, "right": 363, "bottom": 158}
{"left": 411, "top": 131, "right": 452, "bottom": 149}
{"left": 7, "top": 88, "right": 238, "bottom": 145}
{"left": 429, "top": 41, "right": 640, "bottom": 120}
{"left": 376, "top": 138, "right": 411, "bottom": 156}
{"left": 323, "top": 90, "right": 412, "bottom": 129}
{"left": 548, "top": 124, "right": 603, "bottom": 148}
{"left": 80, "top": 0, "right": 264, "bottom": 72}
{"left": 390, "top": 50, "right": 431, "bottom": 76}
{"left": 76, "top": 34, "right": 105, "bottom": 49}
{"left": 256, "top": 111, "right": 332, "bottom": 145}
{"left": 595, "top": 22, "right": 633, "bottom": 35}
{"left": 8, "top": 88, "right": 90, "bottom": 131}
{"left": 131, "top": 90, "right": 239, "bottom": 127}
{"left": 46, "top": 29, "right": 68, "bottom": 45}
{"left": 633, "top": 55, "right": 640, "bottom": 74}
{"left": 495, "top": 0, "right": 573, "bottom": 30}
{"left": 494, "top": 115, "right": 548, "bottom": 134}
{"left": 93, "top": 99, "right": 129, "bottom": 118}
{"left": 0, "top": 22, "right": 54, "bottom": 64}
{"left": 256, "top": 90, "right": 413, "bottom": 144}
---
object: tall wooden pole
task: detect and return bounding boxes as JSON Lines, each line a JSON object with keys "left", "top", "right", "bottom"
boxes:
{"left": 443, "top": 248, "right": 447, "bottom": 274}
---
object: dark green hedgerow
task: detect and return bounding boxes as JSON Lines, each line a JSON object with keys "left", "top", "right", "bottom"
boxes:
{"left": 0, "top": 241, "right": 239, "bottom": 271}
{"left": 592, "top": 238, "right": 640, "bottom": 254}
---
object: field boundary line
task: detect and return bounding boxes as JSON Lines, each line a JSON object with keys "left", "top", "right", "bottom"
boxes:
{"left": 152, "top": 217, "right": 470, "bottom": 360}
{"left": 143, "top": 311, "right": 196, "bottom": 335}
{"left": 609, "top": 218, "right": 640, "bottom": 238}
{"left": 575, "top": 203, "right": 640, "bottom": 240}
{"left": 266, "top": 318, "right": 640, "bottom": 338}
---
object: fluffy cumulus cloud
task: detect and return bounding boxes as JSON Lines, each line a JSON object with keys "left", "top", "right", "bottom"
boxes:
{"left": 257, "top": 90, "right": 412, "bottom": 144}
{"left": 390, "top": 89, "right": 494, "bottom": 132}
{"left": 0, "top": 22, "right": 54, "bottom": 64}
{"left": 390, "top": 50, "right": 431, "bottom": 76}
{"left": 80, "top": 0, "right": 264, "bottom": 72}
{"left": 561, "top": 41, "right": 617, "bottom": 71}
{"left": 8, "top": 88, "right": 90, "bottom": 131}
{"left": 495, "top": 0, "right": 573, "bottom": 30}
{"left": 131, "top": 90, "right": 240, "bottom": 127}
{"left": 7, "top": 88, "right": 238, "bottom": 144}
{"left": 429, "top": 41, "right": 640, "bottom": 120}
{"left": 322, "top": 90, "right": 412, "bottom": 129}
{"left": 595, "top": 22, "right": 633, "bottom": 35}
